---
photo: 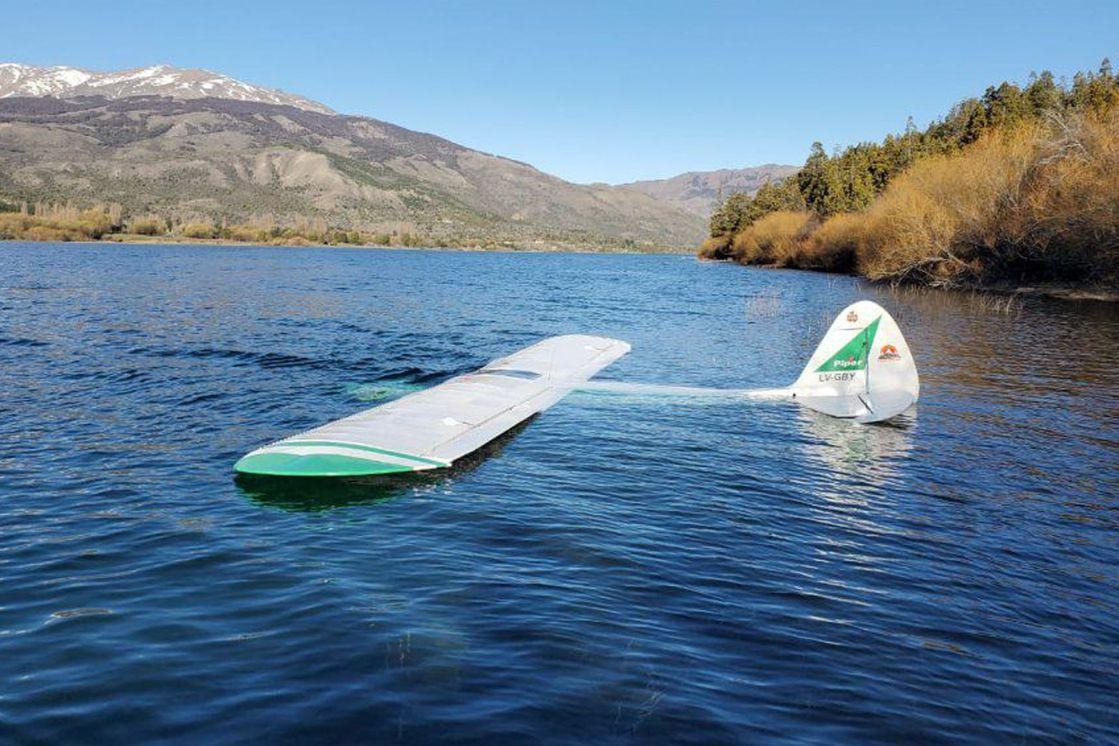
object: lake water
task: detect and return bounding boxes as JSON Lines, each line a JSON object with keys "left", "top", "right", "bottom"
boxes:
{"left": 1, "top": 243, "right": 1117, "bottom": 743}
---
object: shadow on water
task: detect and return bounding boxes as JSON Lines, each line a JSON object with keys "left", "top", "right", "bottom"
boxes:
{"left": 234, "top": 416, "right": 539, "bottom": 512}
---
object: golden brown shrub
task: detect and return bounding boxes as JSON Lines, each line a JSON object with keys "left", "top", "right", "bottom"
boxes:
{"left": 1003, "top": 111, "right": 1119, "bottom": 279}
{"left": 180, "top": 223, "right": 217, "bottom": 239}
{"left": 130, "top": 218, "right": 164, "bottom": 235}
{"left": 274, "top": 235, "right": 311, "bottom": 246}
{"left": 698, "top": 234, "right": 733, "bottom": 259}
{"left": 699, "top": 111, "right": 1119, "bottom": 287}
{"left": 730, "top": 211, "right": 813, "bottom": 265}
{"left": 856, "top": 124, "right": 1043, "bottom": 284}
{"left": 25, "top": 225, "right": 74, "bottom": 242}
{"left": 797, "top": 212, "right": 863, "bottom": 272}
{"left": 852, "top": 116, "right": 1119, "bottom": 285}
{"left": 223, "top": 224, "right": 269, "bottom": 243}
{"left": 0, "top": 208, "right": 114, "bottom": 242}
{"left": 0, "top": 213, "right": 32, "bottom": 238}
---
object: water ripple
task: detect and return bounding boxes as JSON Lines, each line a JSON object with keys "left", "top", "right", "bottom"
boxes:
{"left": 1, "top": 244, "right": 1117, "bottom": 743}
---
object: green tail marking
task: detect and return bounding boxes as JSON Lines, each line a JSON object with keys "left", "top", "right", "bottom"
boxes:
{"left": 816, "top": 316, "right": 881, "bottom": 372}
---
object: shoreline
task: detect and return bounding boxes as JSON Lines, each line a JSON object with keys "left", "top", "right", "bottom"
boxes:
{"left": 0, "top": 234, "right": 693, "bottom": 256}
{"left": 701, "top": 257, "right": 1119, "bottom": 303}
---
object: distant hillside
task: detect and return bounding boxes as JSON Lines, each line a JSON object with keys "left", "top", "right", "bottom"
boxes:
{"left": 0, "top": 65, "right": 784, "bottom": 241}
{"left": 0, "top": 64, "right": 705, "bottom": 249}
{"left": 621, "top": 164, "right": 798, "bottom": 218}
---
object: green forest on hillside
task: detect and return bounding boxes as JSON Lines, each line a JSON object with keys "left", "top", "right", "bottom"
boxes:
{"left": 701, "top": 61, "right": 1119, "bottom": 290}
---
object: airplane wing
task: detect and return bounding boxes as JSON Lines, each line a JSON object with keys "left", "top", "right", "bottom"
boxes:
{"left": 235, "top": 334, "right": 630, "bottom": 477}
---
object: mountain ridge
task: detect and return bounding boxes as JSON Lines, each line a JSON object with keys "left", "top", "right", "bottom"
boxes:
{"left": 0, "top": 63, "right": 334, "bottom": 114}
{"left": 621, "top": 164, "right": 799, "bottom": 218}
{"left": 0, "top": 92, "right": 705, "bottom": 248}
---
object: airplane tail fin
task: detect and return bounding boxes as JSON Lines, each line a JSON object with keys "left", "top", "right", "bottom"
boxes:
{"left": 790, "top": 300, "right": 919, "bottom": 423}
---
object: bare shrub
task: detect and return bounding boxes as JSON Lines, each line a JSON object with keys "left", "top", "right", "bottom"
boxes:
{"left": 130, "top": 217, "right": 164, "bottom": 235}
{"left": 730, "top": 211, "right": 813, "bottom": 265}
{"left": 26, "top": 225, "right": 74, "bottom": 242}
{"left": 180, "top": 223, "right": 217, "bottom": 239}
{"left": 698, "top": 234, "right": 733, "bottom": 259}
{"left": 856, "top": 125, "right": 1043, "bottom": 286}
{"left": 796, "top": 213, "right": 861, "bottom": 272}
{"left": 223, "top": 224, "right": 269, "bottom": 243}
{"left": 854, "top": 115, "right": 1118, "bottom": 286}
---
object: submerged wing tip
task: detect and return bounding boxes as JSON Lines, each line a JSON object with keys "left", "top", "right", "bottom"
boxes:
{"left": 234, "top": 450, "right": 420, "bottom": 478}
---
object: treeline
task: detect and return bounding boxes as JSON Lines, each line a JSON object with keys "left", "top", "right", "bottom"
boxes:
{"left": 0, "top": 202, "right": 460, "bottom": 248}
{"left": 0, "top": 202, "right": 122, "bottom": 241}
{"left": 702, "top": 60, "right": 1119, "bottom": 289}
{"left": 0, "top": 201, "right": 621, "bottom": 251}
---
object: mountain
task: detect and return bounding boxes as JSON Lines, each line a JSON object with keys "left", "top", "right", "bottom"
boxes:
{"left": 0, "top": 63, "right": 334, "bottom": 114}
{"left": 622, "top": 164, "right": 799, "bottom": 218}
{"left": 0, "top": 64, "right": 705, "bottom": 249}
{"left": 0, "top": 95, "right": 704, "bottom": 248}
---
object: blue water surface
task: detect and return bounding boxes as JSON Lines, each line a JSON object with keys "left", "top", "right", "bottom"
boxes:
{"left": 1, "top": 243, "right": 1117, "bottom": 743}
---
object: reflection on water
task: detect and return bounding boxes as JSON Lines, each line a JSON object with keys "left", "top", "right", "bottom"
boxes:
{"left": 797, "top": 407, "right": 915, "bottom": 477}
{"left": 1, "top": 244, "right": 1118, "bottom": 743}
{"left": 236, "top": 472, "right": 438, "bottom": 512}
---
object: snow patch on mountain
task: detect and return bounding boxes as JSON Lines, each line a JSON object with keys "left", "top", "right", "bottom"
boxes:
{"left": 0, "top": 63, "right": 334, "bottom": 114}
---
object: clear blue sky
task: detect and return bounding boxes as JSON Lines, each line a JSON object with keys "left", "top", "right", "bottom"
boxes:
{"left": 5, "top": 0, "right": 1117, "bottom": 183}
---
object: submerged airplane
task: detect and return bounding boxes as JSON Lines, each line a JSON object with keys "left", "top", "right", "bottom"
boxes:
{"left": 234, "top": 300, "right": 919, "bottom": 478}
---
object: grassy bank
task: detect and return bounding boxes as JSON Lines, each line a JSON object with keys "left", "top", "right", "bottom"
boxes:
{"left": 0, "top": 206, "right": 498, "bottom": 249}
{"left": 701, "top": 62, "right": 1119, "bottom": 292}
{"left": 0, "top": 206, "right": 676, "bottom": 253}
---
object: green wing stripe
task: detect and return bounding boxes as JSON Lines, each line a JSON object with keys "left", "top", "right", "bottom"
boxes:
{"left": 234, "top": 451, "right": 418, "bottom": 477}
{"left": 271, "top": 440, "right": 449, "bottom": 466}
{"left": 816, "top": 316, "right": 881, "bottom": 372}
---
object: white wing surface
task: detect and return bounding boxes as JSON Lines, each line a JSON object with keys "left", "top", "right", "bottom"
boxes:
{"left": 235, "top": 335, "right": 630, "bottom": 477}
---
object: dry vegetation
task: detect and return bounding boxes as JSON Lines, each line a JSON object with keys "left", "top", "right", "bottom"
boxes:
{"left": 702, "top": 61, "right": 1119, "bottom": 291}
{"left": 0, "top": 202, "right": 661, "bottom": 252}
{"left": 730, "top": 211, "right": 813, "bottom": 266}
{"left": 701, "top": 112, "right": 1119, "bottom": 289}
{"left": 0, "top": 202, "right": 119, "bottom": 242}
{"left": 0, "top": 202, "right": 481, "bottom": 249}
